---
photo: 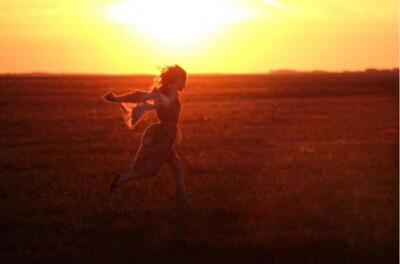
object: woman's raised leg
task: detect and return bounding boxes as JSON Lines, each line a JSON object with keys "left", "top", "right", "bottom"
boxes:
{"left": 109, "top": 170, "right": 144, "bottom": 193}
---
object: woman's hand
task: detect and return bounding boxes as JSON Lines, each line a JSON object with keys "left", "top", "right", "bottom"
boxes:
{"left": 102, "top": 92, "right": 117, "bottom": 102}
{"left": 132, "top": 104, "right": 147, "bottom": 118}
{"left": 131, "top": 104, "right": 153, "bottom": 125}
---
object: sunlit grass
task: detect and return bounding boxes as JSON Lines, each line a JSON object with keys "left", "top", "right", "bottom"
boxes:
{"left": 0, "top": 72, "right": 398, "bottom": 263}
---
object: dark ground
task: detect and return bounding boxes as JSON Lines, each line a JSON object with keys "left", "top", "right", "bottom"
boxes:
{"left": 0, "top": 71, "right": 398, "bottom": 263}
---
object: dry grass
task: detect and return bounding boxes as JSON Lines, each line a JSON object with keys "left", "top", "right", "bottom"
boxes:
{"left": 0, "top": 72, "right": 398, "bottom": 263}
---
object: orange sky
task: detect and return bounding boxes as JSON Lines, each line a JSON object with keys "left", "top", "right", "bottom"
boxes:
{"left": 0, "top": 0, "right": 398, "bottom": 74}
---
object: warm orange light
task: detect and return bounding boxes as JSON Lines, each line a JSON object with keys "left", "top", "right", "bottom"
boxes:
{"left": 0, "top": 0, "right": 397, "bottom": 73}
{"left": 107, "top": 0, "right": 250, "bottom": 46}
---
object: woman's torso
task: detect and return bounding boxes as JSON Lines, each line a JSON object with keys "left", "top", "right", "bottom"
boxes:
{"left": 155, "top": 92, "right": 181, "bottom": 123}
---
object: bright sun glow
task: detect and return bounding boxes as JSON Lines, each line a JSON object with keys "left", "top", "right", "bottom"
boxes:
{"left": 107, "top": 0, "right": 250, "bottom": 46}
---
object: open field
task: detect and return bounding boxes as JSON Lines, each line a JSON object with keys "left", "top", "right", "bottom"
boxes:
{"left": 0, "top": 72, "right": 398, "bottom": 263}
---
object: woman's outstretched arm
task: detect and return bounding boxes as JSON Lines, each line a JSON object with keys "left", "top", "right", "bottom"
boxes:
{"left": 103, "top": 90, "right": 149, "bottom": 103}
{"left": 130, "top": 92, "right": 175, "bottom": 123}
{"left": 130, "top": 89, "right": 177, "bottom": 104}
{"left": 103, "top": 89, "right": 176, "bottom": 107}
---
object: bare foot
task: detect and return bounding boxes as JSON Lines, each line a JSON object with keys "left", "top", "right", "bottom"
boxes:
{"left": 109, "top": 173, "right": 121, "bottom": 194}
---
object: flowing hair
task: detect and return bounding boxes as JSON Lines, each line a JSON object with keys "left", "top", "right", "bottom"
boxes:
{"left": 151, "top": 64, "right": 187, "bottom": 95}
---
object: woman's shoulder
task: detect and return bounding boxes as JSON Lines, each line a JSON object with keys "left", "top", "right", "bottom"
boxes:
{"left": 150, "top": 88, "right": 160, "bottom": 94}
{"left": 151, "top": 88, "right": 180, "bottom": 104}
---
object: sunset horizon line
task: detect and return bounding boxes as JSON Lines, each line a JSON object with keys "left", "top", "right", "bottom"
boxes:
{"left": 0, "top": 67, "right": 398, "bottom": 76}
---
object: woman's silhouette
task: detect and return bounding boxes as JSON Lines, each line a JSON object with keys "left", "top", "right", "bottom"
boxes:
{"left": 102, "top": 65, "right": 187, "bottom": 205}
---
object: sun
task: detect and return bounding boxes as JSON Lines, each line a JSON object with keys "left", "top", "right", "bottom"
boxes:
{"left": 107, "top": 0, "right": 249, "bottom": 46}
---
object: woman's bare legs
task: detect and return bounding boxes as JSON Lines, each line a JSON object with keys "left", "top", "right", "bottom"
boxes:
{"left": 117, "top": 170, "right": 144, "bottom": 186}
{"left": 109, "top": 148, "right": 187, "bottom": 201}
{"left": 109, "top": 170, "right": 144, "bottom": 193}
{"left": 167, "top": 148, "right": 187, "bottom": 239}
{"left": 166, "top": 149, "right": 187, "bottom": 206}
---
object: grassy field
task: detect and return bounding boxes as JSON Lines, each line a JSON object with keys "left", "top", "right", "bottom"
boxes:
{"left": 0, "top": 71, "right": 398, "bottom": 263}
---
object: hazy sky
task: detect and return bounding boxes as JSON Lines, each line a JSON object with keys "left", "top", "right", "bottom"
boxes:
{"left": 0, "top": 0, "right": 398, "bottom": 73}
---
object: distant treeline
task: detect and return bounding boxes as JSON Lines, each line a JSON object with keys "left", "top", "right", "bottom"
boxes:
{"left": 268, "top": 68, "right": 399, "bottom": 76}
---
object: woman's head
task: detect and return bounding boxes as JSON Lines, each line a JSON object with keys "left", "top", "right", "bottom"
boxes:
{"left": 153, "top": 64, "right": 187, "bottom": 94}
